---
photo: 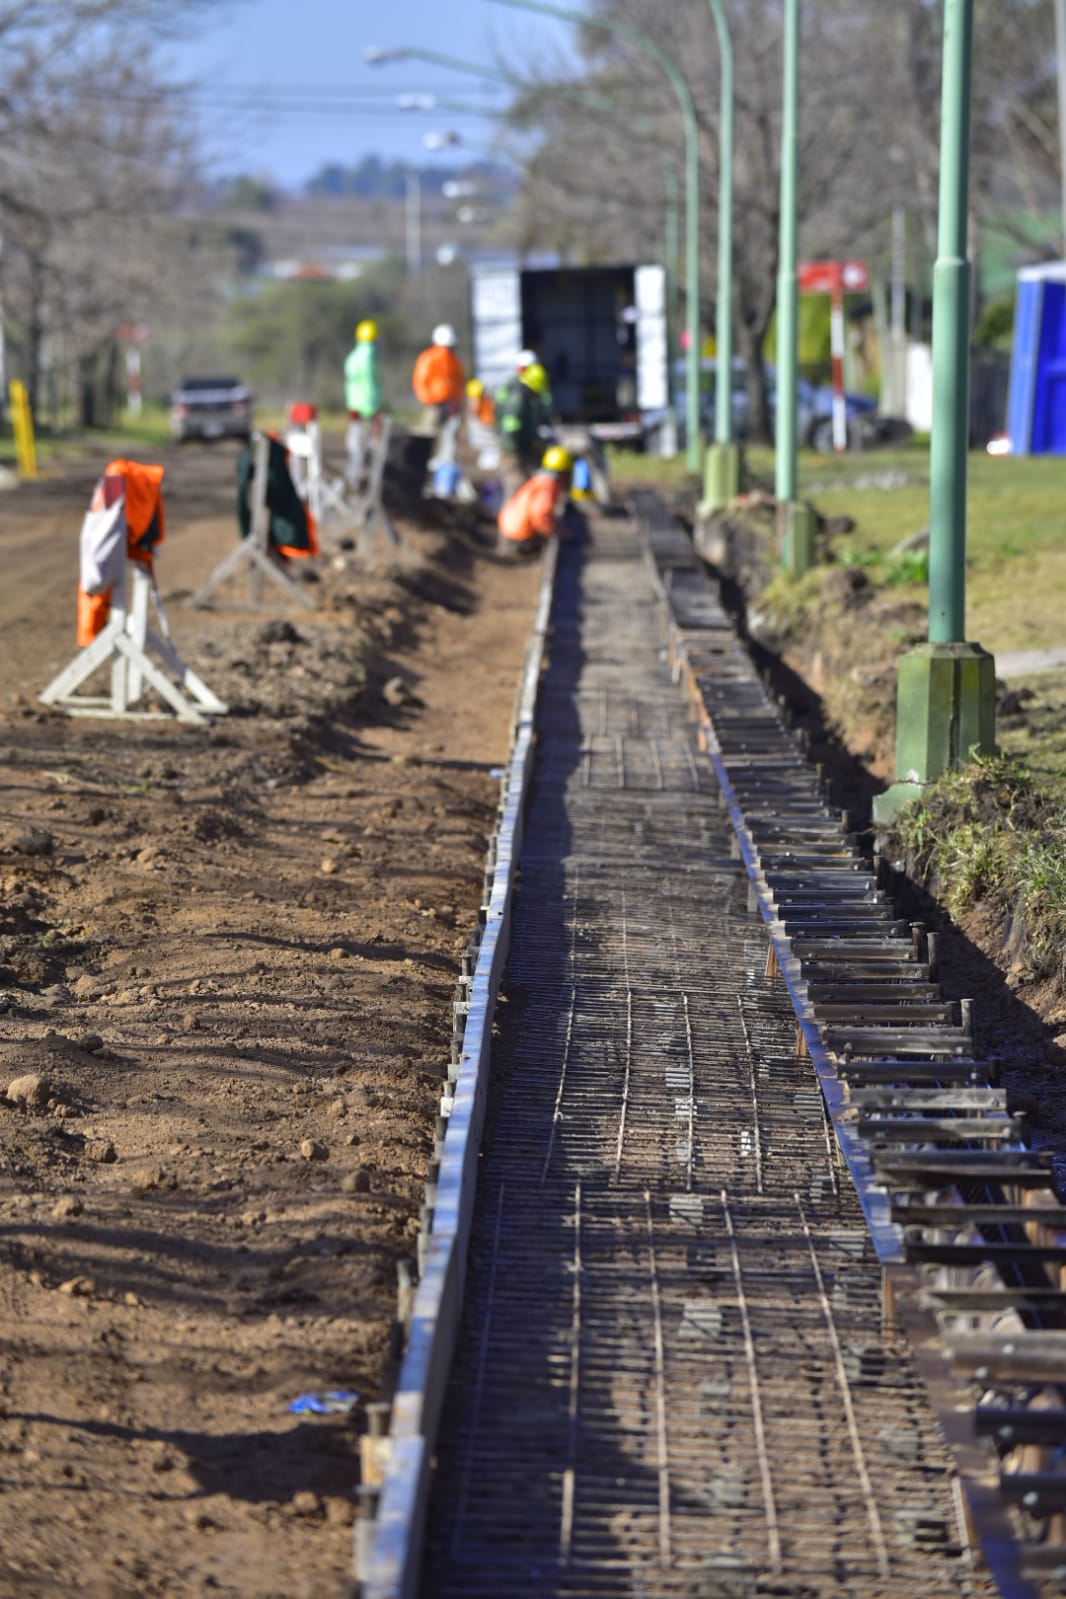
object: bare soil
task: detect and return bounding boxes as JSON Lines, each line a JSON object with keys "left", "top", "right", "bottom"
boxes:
{"left": 0, "top": 439, "right": 541, "bottom": 1597}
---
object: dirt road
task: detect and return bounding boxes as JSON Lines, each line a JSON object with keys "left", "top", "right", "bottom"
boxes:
{"left": 0, "top": 440, "right": 540, "bottom": 1596}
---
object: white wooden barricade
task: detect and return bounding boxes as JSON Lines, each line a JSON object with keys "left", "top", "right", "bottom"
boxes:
{"left": 191, "top": 432, "right": 315, "bottom": 610}
{"left": 286, "top": 415, "right": 351, "bottom": 528}
{"left": 40, "top": 558, "right": 226, "bottom": 727}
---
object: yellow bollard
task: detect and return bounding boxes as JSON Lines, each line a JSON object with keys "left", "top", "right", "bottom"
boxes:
{"left": 9, "top": 379, "right": 38, "bottom": 479}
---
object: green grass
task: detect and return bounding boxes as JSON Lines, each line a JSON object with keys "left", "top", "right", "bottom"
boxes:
{"left": 771, "top": 444, "right": 1066, "bottom": 656}
{"left": 888, "top": 751, "right": 1066, "bottom": 983}
{"left": 608, "top": 447, "right": 699, "bottom": 489}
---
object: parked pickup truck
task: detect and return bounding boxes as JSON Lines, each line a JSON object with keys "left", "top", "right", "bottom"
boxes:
{"left": 169, "top": 376, "right": 253, "bottom": 442}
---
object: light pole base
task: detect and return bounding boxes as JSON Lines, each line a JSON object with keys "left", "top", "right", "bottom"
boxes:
{"left": 699, "top": 441, "right": 742, "bottom": 514}
{"left": 872, "top": 640, "right": 997, "bottom": 826}
{"left": 779, "top": 499, "right": 816, "bottom": 575}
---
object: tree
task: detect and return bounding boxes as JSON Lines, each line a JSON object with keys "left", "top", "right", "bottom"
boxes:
{"left": 0, "top": 0, "right": 240, "bottom": 420}
{"left": 499, "top": 0, "right": 1061, "bottom": 440}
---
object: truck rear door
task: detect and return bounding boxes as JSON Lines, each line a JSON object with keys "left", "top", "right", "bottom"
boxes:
{"left": 635, "top": 264, "right": 669, "bottom": 411}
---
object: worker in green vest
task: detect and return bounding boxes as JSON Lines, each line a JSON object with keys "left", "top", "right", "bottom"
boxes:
{"left": 344, "top": 320, "right": 385, "bottom": 488}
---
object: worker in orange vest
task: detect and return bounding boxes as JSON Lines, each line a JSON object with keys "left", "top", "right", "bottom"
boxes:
{"left": 411, "top": 323, "right": 466, "bottom": 467}
{"left": 497, "top": 444, "right": 574, "bottom": 560}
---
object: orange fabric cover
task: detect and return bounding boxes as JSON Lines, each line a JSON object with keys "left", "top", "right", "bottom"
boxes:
{"left": 276, "top": 508, "right": 319, "bottom": 560}
{"left": 77, "top": 460, "right": 166, "bottom": 643}
{"left": 498, "top": 471, "right": 565, "bottom": 543}
{"left": 104, "top": 459, "right": 166, "bottom": 562}
{"left": 77, "top": 586, "right": 112, "bottom": 648}
{"left": 412, "top": 346, "right": 466, "bottom": 407}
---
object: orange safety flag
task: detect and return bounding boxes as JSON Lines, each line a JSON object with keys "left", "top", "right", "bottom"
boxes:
{"left": 76, "top": 461, "right": 166, "bottom": 645}
{"left": 498, "top": 471, "right": 566, "bottom": 543}
{"left": 412, "top": 345, "right": 466, "bottom": 408}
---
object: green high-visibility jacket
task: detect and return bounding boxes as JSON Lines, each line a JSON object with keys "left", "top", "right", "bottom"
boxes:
{"left": 494, "top": 375, "right": 542, "bottom": 456}
{"left": 344, "top": 342, "right": 383, "bottom": 416}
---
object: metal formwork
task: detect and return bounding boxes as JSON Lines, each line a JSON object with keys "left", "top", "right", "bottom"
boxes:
{"left": 418, "top": 516, "right": 988, "bottom": 1598}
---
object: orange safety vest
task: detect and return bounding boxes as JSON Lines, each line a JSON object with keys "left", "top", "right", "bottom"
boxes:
{"left": 498, "top": 471, "right": 565, "bottom": 543}
{"left": 412, "top": 346, "right": 466, "bottom": 408}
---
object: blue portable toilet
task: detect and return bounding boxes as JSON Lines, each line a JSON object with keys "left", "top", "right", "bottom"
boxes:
{"left": 1007, "top": 262, "right": 1066, "bottom": 455}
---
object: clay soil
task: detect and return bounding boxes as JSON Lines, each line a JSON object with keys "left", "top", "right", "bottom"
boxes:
{"left": 0, "top": 441, "right": 541, "bottom": 1597}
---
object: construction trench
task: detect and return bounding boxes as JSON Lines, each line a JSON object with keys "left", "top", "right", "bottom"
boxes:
{"left": 362, "top": 494, "right": 1066, "bottom": 1599}
{"left": 2, "top": 441, "right": 1066, "bottom": 1597}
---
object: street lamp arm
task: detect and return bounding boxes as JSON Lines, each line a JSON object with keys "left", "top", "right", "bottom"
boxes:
{"left": 365, "top": 44, "right": 510, "bottom": 85}
{"left": 482, "top": 0, "right": 703, "bottom": 471}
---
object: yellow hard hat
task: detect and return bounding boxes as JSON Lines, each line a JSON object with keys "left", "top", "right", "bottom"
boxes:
{"left": 356, "top": 320, "right": 378, "bottom": 342}
{"left": 520, "top": 362, "right": 549, "bottom": 395}
{"left": 466, "top": 378, "right": 484, "bottom": 398}
{"left": 542, "top": 444, "right": 573, "bottom": 473}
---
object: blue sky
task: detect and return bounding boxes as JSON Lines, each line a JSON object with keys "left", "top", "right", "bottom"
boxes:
{"left": 168, "top": 0, "right": 575, "bottom": 189}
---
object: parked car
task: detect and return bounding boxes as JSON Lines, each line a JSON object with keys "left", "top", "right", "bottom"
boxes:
{"left": 642, "top": 361, "right": 884, "bottom": 452}
{"left": 169, "top": 376, "right": 253, "bottom": 442}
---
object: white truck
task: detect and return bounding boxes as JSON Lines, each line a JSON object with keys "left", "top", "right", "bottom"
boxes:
{"left": 470, "top": 262, "right": 669, "bottom": 444}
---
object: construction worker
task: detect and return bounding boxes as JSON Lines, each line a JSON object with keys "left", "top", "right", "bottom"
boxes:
{"left": 497, "top": 443, "right": 574, "bottom": 560}
{"left": 495, "top": 351, "right": 552, "bottom": 500}
{"left": 465, "top": 378, "right": 498, "bottom": 467}
{"left": 344, "top": 320, "right": 384, "bottom": 488}
{"left": 411, "top": 323, "right": 466, "bottom": 466}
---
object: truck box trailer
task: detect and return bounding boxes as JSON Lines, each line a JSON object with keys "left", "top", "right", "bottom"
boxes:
{"left": 470, "top": 262, "right": 668, "bottom": 441}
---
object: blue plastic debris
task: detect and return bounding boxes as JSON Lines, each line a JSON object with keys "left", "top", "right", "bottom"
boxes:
{"left": 288, "top": 1390, "right": 359, "bottom": 1416}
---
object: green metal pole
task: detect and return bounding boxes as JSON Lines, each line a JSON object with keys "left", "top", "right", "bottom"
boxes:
{"left": 776, "top": 0, "right": 799, "bottom": 507}
{"left": 701, "top": 0, "right": 740, "bottom": 509}
{"left": 776, "top": 0, "right": 815, "bottom": 574}
{"left": 872, "top": 0, "right": 994, "bottom": 826}
{"left": 928, "top": 0, "right": 973, "bottom": 644}
{"left": 483, "top": 0, "right": 703, "bottom": 473}
{"left": 664, "top": 157, "right": 680, "bottom": 442}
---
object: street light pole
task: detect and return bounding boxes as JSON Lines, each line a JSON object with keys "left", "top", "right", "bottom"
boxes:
{"left": 384, "top": 50, "right": 682, "bottom": 452}
{"left": 403, "top": 79, "right": 683, "bottom": 457}
{"left": 701, "top": 0, "right": 739, "bottom": 510}
{"left": 483, "top": 0, "right": 705, "bottom": 473}
{"left": 873, "top": 0, "right": 995, "bottom": 826}
{"left": 1056, "top": 0, "right": 1066, "bottom": 256}
{"left": 777, "top": 0, "right": 815, "bottom": 574}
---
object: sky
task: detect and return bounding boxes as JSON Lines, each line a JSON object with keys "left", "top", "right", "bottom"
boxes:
{"left": 167, "top": 0, "right": 575, "bottom": 190}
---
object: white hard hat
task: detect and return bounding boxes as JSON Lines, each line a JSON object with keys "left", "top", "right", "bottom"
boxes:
{"left": 432, "top": 323, "right": 457, "bottom": 347}
{"left": 516, "top": 348, "right": 537, "bottom": 369}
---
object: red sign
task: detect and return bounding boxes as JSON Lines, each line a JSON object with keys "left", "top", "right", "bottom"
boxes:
{"left": 798, "top": 259, "right": 869, "bottom": 295}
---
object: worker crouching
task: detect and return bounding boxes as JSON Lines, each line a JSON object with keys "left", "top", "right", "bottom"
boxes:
{"left": 497, "top": 445, "right": 578, "bottom": 560}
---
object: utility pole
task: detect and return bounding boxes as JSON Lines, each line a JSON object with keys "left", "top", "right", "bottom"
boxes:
{"left": 891, "top": 207, "right": 907, "bottom": 416}
{"left": 874, "top": 0, "right": 995, "bottom": 825}
{"left": 405, "top": 170, "right": 422, "bottom": 279}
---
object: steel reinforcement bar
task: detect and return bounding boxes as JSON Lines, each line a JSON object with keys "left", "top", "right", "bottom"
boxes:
{"left": 636, "top": 489, "right": 1066, "bottom": 1597}
{"left": 355, "top": 540, "right": 559, "bottom": 1598}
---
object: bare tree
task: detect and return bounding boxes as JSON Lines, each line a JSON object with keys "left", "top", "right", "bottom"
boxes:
{"left": 500, "top": 0, "right": 1060, "bottom": 440}
{"left": 0, "top": 0, "right": 239, "bottom": 419}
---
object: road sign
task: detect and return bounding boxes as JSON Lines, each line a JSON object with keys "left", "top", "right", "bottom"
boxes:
{"left": 798, "top": 259, "right": 869, "bottom": 295}
{"left": 797, "top": 260, "right": 870, "bottom": 454}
